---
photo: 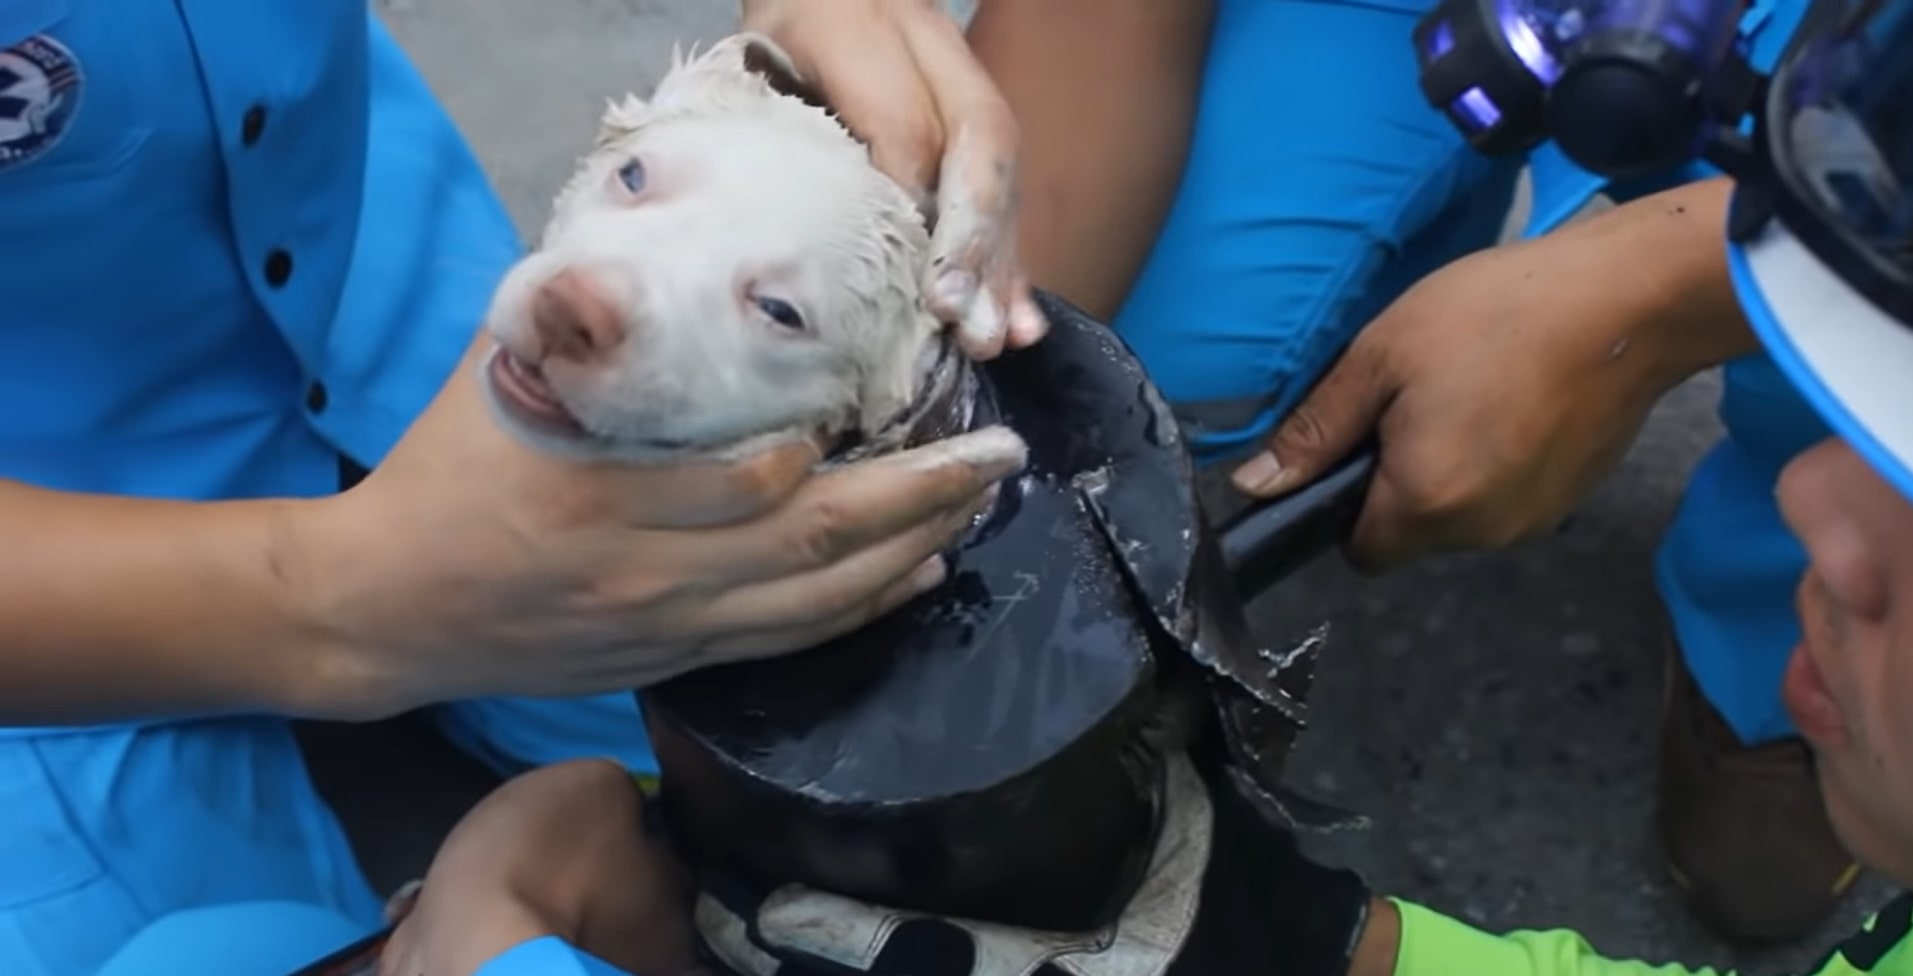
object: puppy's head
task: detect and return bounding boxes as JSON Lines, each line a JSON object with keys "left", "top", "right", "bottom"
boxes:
{"left": 480, "top": 34, "right": 944, "bottom": 464}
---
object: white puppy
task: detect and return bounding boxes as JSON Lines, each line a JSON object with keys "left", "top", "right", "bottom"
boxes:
{"left": 479, "top": 33, "right": 979, "bottom": 466}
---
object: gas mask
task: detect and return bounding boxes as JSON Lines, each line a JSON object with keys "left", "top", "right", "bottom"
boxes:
{"left": 1413, "top": 0, "right": 1760, "bottom": 178}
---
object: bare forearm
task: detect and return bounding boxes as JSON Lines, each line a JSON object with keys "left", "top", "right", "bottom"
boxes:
{"left": 1560, "top": 177, "right": 1758, "bottom": 389}
{"left": 969, "top": 0, "right": 1214, "bottom": 319}
{"left": 0, "top": 480, "right": 340, "bottom": 725}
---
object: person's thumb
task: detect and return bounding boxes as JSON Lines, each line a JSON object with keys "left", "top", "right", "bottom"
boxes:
{"left": 1231, "top": 353, "right": 1392, "bottom": 499}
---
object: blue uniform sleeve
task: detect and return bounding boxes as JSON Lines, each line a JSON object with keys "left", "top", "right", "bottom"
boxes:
{"left": 471, "top": 935, "right": 638, "bottom": 976}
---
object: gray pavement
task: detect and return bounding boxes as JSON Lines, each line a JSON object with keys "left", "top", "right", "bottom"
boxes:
{"left": 354, "top": 2, "right": 1893, "bottom": 972}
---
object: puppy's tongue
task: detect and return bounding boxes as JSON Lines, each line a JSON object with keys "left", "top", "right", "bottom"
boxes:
{"left": 489, "top": 350, "right": 584, "bottom": 428}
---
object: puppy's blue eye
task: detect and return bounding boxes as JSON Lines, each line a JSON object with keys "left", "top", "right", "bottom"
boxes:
{"left": 617, "top": 158, "right": 646, "bottom": 194}
{"left": 756, "top": 296, "right": 805, "bottom": 331}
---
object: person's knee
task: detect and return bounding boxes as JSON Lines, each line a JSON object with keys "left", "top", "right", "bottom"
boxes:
{"left": 1106, "top": 0, "right": 1524, "bottom": 457}
{"left": 1113, "top": 155, "right": 1520, "bottom": 457}
{"left": 1113, "top": 258, "right": 1360, "bottom": 456}
{"left": 0, "top": 722, "right": 379, "bottom": 976}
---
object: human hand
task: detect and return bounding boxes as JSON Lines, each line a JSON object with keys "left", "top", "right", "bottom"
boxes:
{"left": 377, "top": 759, "right": 700, "bottom": 976}
{"left": 287, "top": 341, "right": 1027, "bottom": 720}
{"left": 1227, "top": 182, "right": 1751, "bottom": 572}
{"left": 738, "top": 0, "right": 1046, "bottom": 358}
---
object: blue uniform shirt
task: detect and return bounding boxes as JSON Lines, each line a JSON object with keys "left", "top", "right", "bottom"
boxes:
{"left": 0, "top": 1, "right": 660, "bottom": 770}
{"left": 0, "top": 0, "right": 517, "bottom": 508}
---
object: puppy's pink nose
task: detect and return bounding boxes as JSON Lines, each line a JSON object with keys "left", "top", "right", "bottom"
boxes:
{"left": 531, "top": 268, "right": 626, "bottom": 364}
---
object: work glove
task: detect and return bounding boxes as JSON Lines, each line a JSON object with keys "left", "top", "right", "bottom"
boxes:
{"left": 1189, "top": 764, "right": 1375, "bottom": 976}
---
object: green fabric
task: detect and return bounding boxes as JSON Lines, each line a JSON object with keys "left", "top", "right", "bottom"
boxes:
{"left": 1392, "top": 894, "right": 1913, "bottom": 976}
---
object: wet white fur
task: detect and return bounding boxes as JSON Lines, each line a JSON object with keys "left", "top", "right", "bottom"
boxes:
{"left": 479, "top": 34, "right": 944, "bottom": 464}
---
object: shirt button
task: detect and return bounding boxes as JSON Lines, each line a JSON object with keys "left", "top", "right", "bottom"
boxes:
{"left": 241, "top": 105, "right": 268, "bottom": 146}
{"left": 305, "top": 381, "right": 329, "bottom": 414}
{"left": 264, "top": 249, "right": 294, "bottom": 288}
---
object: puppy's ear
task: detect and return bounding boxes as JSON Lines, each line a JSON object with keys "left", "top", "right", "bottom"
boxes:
{"left": 736, "top": 31, "right": 829, "bottom": 112}
{"left": 596, "top": 92, "right": 649, "bottom": 148}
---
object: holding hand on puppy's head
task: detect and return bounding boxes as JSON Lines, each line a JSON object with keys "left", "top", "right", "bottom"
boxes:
{"left": 739, "top": 0, "right": 1048, "bottom": 360}
{"left": 0, "top": 11, "right": 1040, "bottom": 729}
{"left": 304, "top": 337, "right": 1026, "bottom": 718}
{"left": 277, "top": 30, "right": 1043, "bottom": 722}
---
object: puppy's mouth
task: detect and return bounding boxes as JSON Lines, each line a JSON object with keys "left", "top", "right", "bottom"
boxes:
{"left": 824, "top": 339, "right": 981, "bottom": 466}
{"left": 483, "top": 339, "right": 968, "bottom": 464}
{"left": 488, "top": 349, "right": 590, "bottom": 434}
{"left": 483, "top": 347, "right": 697, "bottom": 455}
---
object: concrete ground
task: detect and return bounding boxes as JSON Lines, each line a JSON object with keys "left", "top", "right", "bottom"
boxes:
{"left": 331, "top": 1, "right": 1893, "bottom": 972}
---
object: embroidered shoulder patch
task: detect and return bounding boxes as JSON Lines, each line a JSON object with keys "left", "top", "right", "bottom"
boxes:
{"left": 0, "top": 33, "right": 84, "bottom": 172}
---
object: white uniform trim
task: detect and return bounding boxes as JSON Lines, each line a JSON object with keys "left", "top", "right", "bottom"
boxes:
{"left": 1736, "top": 215, "right": 1913, "bottom": 499}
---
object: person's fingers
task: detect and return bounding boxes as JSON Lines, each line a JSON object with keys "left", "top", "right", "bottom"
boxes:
{"left": 898, "top": 10, "right": 1026, "bottom": 356}
{"left": 698, "top": 547, "right": 957, "bottom": 667}
{"left": 693, "top": 478, "right": 985, "bottom": 639}
{"left": 770, "top": 18, "right": 945, "bottom": 205}
{"left": 689, "top": 425, "right": 1027, "bottom": 583}
{"left": 618, "top": 532, "right": 964, "bottom": 688}
{"left": 1231, "top": 343, "right": 1396, "bottom": 499}
{"left": 1001, "top": 270, "right": 1048, "bottom": 351}
{"left": 898, "top": 9, "right": 1016, "bottom": 208}
{"left": 952, "top": 231, "right": 1035, "bottom": 360}
{"left": 1341, "top": 467, "right": 1428, "bottom": 575}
